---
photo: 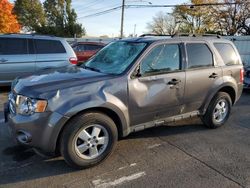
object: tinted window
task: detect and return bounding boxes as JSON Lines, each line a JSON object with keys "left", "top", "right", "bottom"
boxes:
{"left": 35, "top": 39, "right": 66, "bottom": 54}
{"left": 28, "top": 39, "right": 35, "bottom": 54}
{"left": 0, "top": 38, "right": 28, "bottom": 55}
{"left": 74, "top": 44, "right": 85, "bottom": 52}
{"left": 214, "top": 43, "right": 239, "bottom": 65}
{"left": 85, "top": 44, "right": 103, "bottom": 51}
{"left": 141, "top": 44, "right": 180, "bottom": 75}
{"left": 187, "top": 43, "right": 213, "bottom": 69}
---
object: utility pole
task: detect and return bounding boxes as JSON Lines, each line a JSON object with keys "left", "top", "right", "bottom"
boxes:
{"left": 133, "top": 24, "right": 137, "bottom": 37}
{"left": 120, "top": 0, "right": 125, "bottom": 38}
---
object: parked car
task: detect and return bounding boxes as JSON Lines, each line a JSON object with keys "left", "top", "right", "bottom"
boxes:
{"left": 5, "top": 35, "right": 243, "bottom": 169}
{"left": 72, "top": 42, "right": 105, "bottom": 64}
{"left": 243, "top": 66, "right": 250, "bottom": 89}
{"left": 0, "top": 34, "right": 77, "bottom": 86}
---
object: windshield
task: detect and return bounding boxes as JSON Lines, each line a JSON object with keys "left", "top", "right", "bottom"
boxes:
{"left": 84, "top": 41, "right": 147, "bottom": 74}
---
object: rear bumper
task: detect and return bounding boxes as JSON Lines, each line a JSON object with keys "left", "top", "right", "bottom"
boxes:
{"left": 5, "top": 103, "right": 69, "bottom": 154}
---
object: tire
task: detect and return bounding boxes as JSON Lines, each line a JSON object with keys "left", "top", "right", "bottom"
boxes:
{"left": 60, "top": 112, "right": 118, "bottom": 169}
{"left": 202, "top": 92, "right": 232, "bottom": 129}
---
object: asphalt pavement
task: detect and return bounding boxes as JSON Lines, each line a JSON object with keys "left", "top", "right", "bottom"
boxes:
{"left": 0, "top": 88, "right": 250, "bottom": 188}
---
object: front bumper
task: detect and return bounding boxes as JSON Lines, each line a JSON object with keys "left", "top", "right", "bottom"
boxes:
{"left": 4, "top": 102, "right": 69, "bottom": 154}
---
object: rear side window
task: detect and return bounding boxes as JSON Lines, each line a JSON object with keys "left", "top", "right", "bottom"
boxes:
{"left": 214, "top": 43, "right": 239, "bottom": 65}
{"left": 34, "top": 39, "right": 66, "bottom": 54}
{"left": 85, "top": 44, "right": 103, "bottom": 51}
{"left": 187, "top": 43, "right": 213, "bottom": 69}
{"left": 0, "top": 38, "right": 28, "bottom": 55}
{"left": 141, "top": 44, "right": 181, "bottom": 75}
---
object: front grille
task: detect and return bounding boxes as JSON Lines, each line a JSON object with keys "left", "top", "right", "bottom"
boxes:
{"left": 8, "top": 92, "right": 17, "bottom": 114}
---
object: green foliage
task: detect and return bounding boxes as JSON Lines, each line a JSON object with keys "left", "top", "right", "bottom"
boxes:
{"left": 171, "top": 0, "right": 250, "bottom": 35}
{"left": 14, "top": 0, "right": 85, "bottom": 37}
{"left": 13, "top": 0, "right": 45, "bottom": 32}
{"left": 37, "top": 0, "right": 85, "bottom": 37}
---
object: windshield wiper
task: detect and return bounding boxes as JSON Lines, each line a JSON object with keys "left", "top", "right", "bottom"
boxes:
{"left": 83, "top": 65, "right": 101, "bottom": 73}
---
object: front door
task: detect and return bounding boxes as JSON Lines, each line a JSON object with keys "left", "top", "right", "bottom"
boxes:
{"left": 129, "top": 43, "right": 185, "bottom": 126}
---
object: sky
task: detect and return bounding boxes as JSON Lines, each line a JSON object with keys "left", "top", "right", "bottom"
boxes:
{"left": 10, "top": 0, "right": 187, "bottom": 37}
{"left": 73, "top": 0, "right": 187, "bottom": 37}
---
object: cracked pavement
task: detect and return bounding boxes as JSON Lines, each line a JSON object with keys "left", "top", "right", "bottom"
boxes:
{"left": 0, "top": 87, "right": 250, "bottom": 188}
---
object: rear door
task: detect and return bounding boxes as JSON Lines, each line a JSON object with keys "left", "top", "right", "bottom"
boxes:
{"left": 0, "top": 37, "right": 35, "bottom": 84}
{"left": 129, "top": 42, "right": 186, "bottom": 125}
{"left": 183, "top": 42, "right": 222, "bottom": 113}
{"left": 34, "top": 39, "right": 69, "bottom": 71}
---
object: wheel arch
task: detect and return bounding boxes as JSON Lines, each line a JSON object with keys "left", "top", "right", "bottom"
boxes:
{"left": 55, "top": 106, "right": 129, "bottom": 155}
{"left": 201, "top": 84, "right": 236, "bottom": 115}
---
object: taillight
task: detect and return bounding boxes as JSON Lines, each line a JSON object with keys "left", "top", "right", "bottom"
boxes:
{"left": 69, "top": 57, "right": 78, "bottom": 65}
{"left": 240, "top": 68, "right": 244, "bottom": 83}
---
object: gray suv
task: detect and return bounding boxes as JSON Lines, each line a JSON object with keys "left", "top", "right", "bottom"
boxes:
{"left": 4, "top": 36, "right": 244, "bottom": 169}
{"left": 0, "top": 34, "right": 77, "bottom": 86}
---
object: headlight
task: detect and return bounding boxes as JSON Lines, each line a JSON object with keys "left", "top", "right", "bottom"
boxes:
{"left": 16, "top": 95, "right": 47, "bottom": 115}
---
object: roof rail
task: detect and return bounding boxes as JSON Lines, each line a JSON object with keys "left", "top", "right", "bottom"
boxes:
{"left": 139, "top": 34, "right": 173, "bottom": 37}
{"left": 139, "top": 33, "right": 222, "bottom": 39}
{"left": 171, "top": 33, "right": 195, "bottom": 37}
{"left": 1, "top": 33, "right": 56, "bottom": 37}
{"left": 201, "top": 34, "right": 221, "bottom": 38}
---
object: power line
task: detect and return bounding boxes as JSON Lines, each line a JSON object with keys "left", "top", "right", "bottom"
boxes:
{"left": 76, "top": 3, "right": 121, "bottom": 15}
{"left": 74, "top": 0, "right": 103, "bottom": 10}
{"left": 79, "top": 2, "right": 243, "bottom": 19}
{"left": 78, "top": 6, "right": 122, "bottom": 19}
{"left": 125, "top": 2, "right": 243, "bottom": 8}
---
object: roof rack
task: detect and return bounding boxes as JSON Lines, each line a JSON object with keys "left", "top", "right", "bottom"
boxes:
{"left": 139, "top": 34, "right": 173, "bottom": 37}
{"left": 140, "top": 33, "right": 221, "bottom": 38}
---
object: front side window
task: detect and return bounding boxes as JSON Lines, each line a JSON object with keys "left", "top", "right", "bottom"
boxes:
{"left": 0, "top": 38, "right": 28, "bottom": 55}
{"left": 214, "top": 43, "right": 239, "bottom": 65}
{"left": 140, "top": 44, "right": 180, "bottom": 75}
{"left": 35, "top": 39, "right": 66, "bottom": 54}
{"left": 84, "top": 41, "right": 147, "bottom": 75}
{"left": 187, "top": 43, "right": 213, "bottom": 69}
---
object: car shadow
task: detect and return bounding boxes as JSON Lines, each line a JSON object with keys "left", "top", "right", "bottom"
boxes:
{"left": 0, "top": 120, "right": 208, "bottom": 185}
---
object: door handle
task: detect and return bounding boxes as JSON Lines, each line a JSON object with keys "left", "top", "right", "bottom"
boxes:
{"left": 209, "top": 73, "right": 218, "bottom": 79}
{"left": 0, "top": 58, "right": 8, "bottom": 63}
{"left": 167, "top": 78, "right": 181, "bottom": 85}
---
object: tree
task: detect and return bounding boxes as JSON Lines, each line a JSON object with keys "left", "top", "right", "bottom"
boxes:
{"left": 13, "top": 0, "right": 45, "bottom": 32}
{"left": 147, "top": 11, "right": 179, "bottom": 35}
{"left": 212, "top": 0, "right": 250, "bottom": 35}
{"left": 38, "top": 0, "right": 85, "bottom": 37}
{"left": 173, "top": 0, "right": 217, "bottom": 34}
{"left": 0, "top": 0, "right": 20, "bottom": 33}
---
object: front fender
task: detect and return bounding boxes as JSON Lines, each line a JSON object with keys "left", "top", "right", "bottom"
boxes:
{"left": 57, "top": 91, "right": 130, "bottom": 137}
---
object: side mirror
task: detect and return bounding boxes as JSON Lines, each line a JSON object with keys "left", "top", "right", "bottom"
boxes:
{"left": 131, "top": 65, "right": 141, "bottom": 78}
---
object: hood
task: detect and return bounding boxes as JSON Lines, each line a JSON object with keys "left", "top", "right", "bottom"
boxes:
{"left": 13, "top": 65, "right": 114, "bottom": 98}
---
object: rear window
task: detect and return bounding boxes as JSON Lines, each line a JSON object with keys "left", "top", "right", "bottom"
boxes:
{"left": 84, "top": 44, "right": 103, "bottom": 51}
{"left": 214, "top": 43, "right": 239, "bottom": 65}
{"left": 34, "top": 39, "right": 66, "bottom": 54}
{"left": 0, "top": 38, "right": 28, "bottom": 55}
{"left": 187, "top": 43, "right": 213, "bottom": 69}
